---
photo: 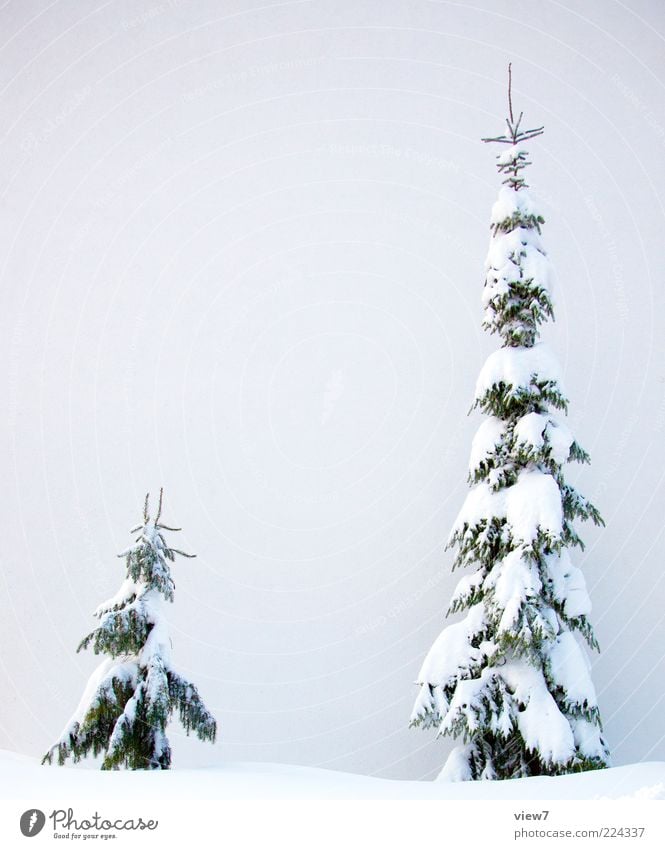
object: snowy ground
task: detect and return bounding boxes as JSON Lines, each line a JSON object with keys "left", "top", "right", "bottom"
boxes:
{"left": 1, "top": 750, "right": 664, "bottom": 800}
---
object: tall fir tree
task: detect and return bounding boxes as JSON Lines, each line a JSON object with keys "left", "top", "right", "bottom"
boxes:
{"left": 43, "top": 490, "right": 217, "bottom": 770}
{"left": 410, "top": 68, "right": 610, "bottom": 780}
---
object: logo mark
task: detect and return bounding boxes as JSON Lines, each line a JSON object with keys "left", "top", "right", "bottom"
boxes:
{"left": 20, "top": 809, "right": 45, "bottom": 837}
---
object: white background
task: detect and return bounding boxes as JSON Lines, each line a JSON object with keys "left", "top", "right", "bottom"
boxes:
{"left": 0, "top": 0, "right": 664, "bottom": 780}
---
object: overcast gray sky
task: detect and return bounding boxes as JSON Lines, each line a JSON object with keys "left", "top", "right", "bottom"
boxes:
{"left": 1, "top": 0, "right": 664, "bottom": 779}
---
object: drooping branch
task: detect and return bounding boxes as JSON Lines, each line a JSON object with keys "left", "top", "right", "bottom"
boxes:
{"left": 170, "top": 548, "right": 196, "bottom": 559}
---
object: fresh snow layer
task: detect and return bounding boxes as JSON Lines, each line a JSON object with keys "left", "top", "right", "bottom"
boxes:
{"left": 483, "top": 227, "right": 553, "bottom": 311}
{"left": 486, "top": 550, "right": 541, "bottom": 632}
{"left": 475, "top": 343, "right": 562, "bottom": 402}
{"left": 514, "top": 411, "right": 573, "bottom": 464}
{"left": 500, "top": 661, "right": 575, "bottom": 765}
{"left": 451, "top": 470, "right": 563, "bottom": 546}
{"left": 54, "top": 658, "right": 138, "bottom": 746}
{"left": 416, "top": 603, "right": 486, "bottom": 689}
{"left": 94, "top": 577, "right": 138, "bottom": 617}
{"left": 490, "top": 185, "right": 538, "bottom": 226}
{"left": 468, "top": 417, "right": 505, "bottom": 472}
{"left": 1, "top": 750, "right": 663, "bottom": 800}
{"left": 496, "top": 144, "right": 530, "bottom": 166}
{"left": 546, "top": 631, "right": 598, "bottom": 708}
{"left": 546, "top": 550, "right": 593, "bottom": 618}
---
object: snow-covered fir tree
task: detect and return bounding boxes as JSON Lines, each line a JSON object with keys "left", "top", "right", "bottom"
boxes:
{"left": 43, "top": 490, "right": 217, "bottom": 770}
{"left": 410, "top": 69, "right": 610, "bottom": 780}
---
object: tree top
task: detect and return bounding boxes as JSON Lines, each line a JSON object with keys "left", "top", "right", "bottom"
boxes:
{"left": 481, "top": 64, "right": 544, "bottom": 146}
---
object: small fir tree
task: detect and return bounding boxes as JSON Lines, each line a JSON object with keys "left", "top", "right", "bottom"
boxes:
{"left": 410, "top": 67, "right": 610, "bottom": 780}
{"left": 43, "top": 490, "right": 217, "bottom": 770}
